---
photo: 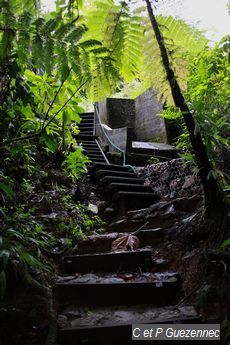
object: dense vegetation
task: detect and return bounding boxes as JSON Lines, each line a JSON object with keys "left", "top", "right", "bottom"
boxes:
{"left": 0, "top": 1, "right": 229, "bottom": 342}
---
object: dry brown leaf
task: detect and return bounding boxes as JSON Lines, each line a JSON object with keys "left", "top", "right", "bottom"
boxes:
{"left": 112, "top": 234, "right": 140, "bottom": 251}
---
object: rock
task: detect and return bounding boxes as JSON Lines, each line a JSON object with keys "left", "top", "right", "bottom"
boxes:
{"left": 72, "top": 188, "right": 83, "bottom": 202}
{"left": 63, "top": 311, "right": 82, "bottom": 320}
{"left": 72, "top": 274, "right": 98, "bottom": 284}
{"left": 173, "top": 196, "right": 203, "bottom": 212}
{"left": 161, "top": 203, "right": 175, "bottom": 216}
{"left": 41, "top": 212, "right": 58, "bottom": 219}
{"left": 169, "top": 178, "right": 181, "bottom": 190}
{"left": 144, "top": 178, "right": 151, "bottom": 186}
{"left": 182, "top": 249, "right": 200, "bottom": 261}
{"left": 97, "top": 201, "right": 107, "bottom": 213}
{"left": 108, "top": 218, "right": 145, "bottom": 233}
{"left": 169, "top": 191, "right": 177, "bottom": 199}
{"left": 137, "top": 228, "right": 165, "bottom": 246}
{"left": 145, "top": 213, "right": 178, "bottom": 229}
{"left": 104, "top": 207, "right": 116, "bottom": 218}
{"left": 182, "top": 175, "right": 196, "bottom": 189}
{"left": 88, "top": 203, "right": 98, "bottom": 214}
{"left": 77, "top": 233, "right": 121, "bottom": 254}
{"left": 161, "top": 170, "right": 170, "bottom": 180}
{"left": 102, "top": 277, "right": 125, "bottom": 284}
{"left": 178, "top": 306, "right": 199, "bottom": 317}
{"left": 56, "top": 275, "right": 79, "bottom": 283}
{"left": 148, "top": 202, "right": 169, "bottom": 214}
{"left": 58, "top": 314, "right": 68, "bottom": 326}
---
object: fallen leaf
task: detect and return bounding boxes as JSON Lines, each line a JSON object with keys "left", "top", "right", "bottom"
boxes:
{"left": 112, "top": 234, "right": 140, "bottom": 251}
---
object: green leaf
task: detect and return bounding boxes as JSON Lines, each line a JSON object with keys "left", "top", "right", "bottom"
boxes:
{"left": 21, "top": 252, "right": 41, "bottom": 268}
{"left": 0, "top": 183, "right": 16, "bottom": 199}
{"left": 207, "top": 170, "right": 217, "bottom": 180}
{"left": 0, "top": 208, "right": 7, "bottom": 219}
{"left": 221, "top": 239, "right": 230, "bottom": 250}
{"left": 0, "top": 271, "right": 6, "bottom": 299}
{"left": 7, "top": 228, "right": 23, "bottom": 239}
{"left": 0, "top": 250, "right": 10, "bottom": 270}
{"left": 40, "top": 133, "right": 58, "bottom": 153}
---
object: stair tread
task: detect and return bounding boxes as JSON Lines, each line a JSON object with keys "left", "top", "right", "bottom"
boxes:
{"left": 56, "top": 271, "right": 179, "bottom": 286}
{"left": 88, "top": 154, "right": 105, "bottom": 157}
{"left": 96, "top": 170, "right": 135, "bottom": 176}
{"left": 75, "top": 135, "right": 98, "bottom": 139}
{"left": 79, "top": 130, "right": 94, "bottom": 133}
{"left": 102, "top": 176, "right": 144, "bottom": 184}
{"left": 86, "top": 151, "right": 103, "bottom": 155}
{"left": 81, "top": 114, "right": 94, "bottom": 117}
{"left": 109, "top": 183, "right": 151, "bottom": 189}
{"left": 114, "top": 191, "right": 156, "bottom": 197}
{"left": 90, "top": 163, "right": 132, "bottom": 172}
{"left": 76, "top": 140, "right": 97, "bottom": 144}
{"left": 85, "top": 148, "right": 102, "bottom": 151}
{"left": 63, "top": 249, "right": 153, "bottom": 274}
{"left": 64, "top": 248, "right": 151, "bottom": 258}
{"left": 58, "top": 305, "right": 199, "bottom": 330}
{"left": 54, "top": 271, "right": 180, "bottom": 306}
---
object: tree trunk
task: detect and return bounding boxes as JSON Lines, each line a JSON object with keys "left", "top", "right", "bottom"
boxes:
{"left": 145, "top": 0, "right": 226, "bottom": 218}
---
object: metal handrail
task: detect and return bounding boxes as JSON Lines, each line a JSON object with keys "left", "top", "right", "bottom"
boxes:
{"left": 94, "top": 103, "right": 126, "bottom": 166}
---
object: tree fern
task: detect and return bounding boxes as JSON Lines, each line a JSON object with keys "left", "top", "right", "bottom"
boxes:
{"left": 139, "top": 12, "right": 208, "bottom": 103}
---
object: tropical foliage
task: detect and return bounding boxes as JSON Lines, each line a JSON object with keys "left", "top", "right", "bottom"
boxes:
{"left": 164, "top": 36, "right": 230, "bottom": 186}
{"left": 0, "top": 0, "right": 229, "bottom": 302}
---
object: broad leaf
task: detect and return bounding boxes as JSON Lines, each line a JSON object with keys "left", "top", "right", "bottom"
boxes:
{"left": 0, "top": 183, "right": 16, "bottom": 199}
{"left": 112, "top": 234, "right": 140, "bottom": 251}
{"left": 0, "top": 271, "right": 6, "bottom": 299}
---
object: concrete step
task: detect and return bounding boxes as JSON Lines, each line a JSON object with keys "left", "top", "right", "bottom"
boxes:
{"left": 63, "top": 249, "right": 153, "bottom": 274}
{"left": 79, "top": 118, "right": 94, "bottom": 123}
{"left": 85, "top": 149, "right": 102, "bottom": 154}
{"left": 79, "top": 122, "right": 94, "bottom": 127}
{"left": 101, "top": 176, "right": 145, "bottom": 186}
{"left": 95, "top": 170, "right": 136, "bottom": 180}
{"left": 78, "top": 143, "right": 99, "bottom": 149}
{"left": 79, "top": 131, "right": 94, "bottom": 136}
{"left": 89, "top": 163, "right": 132, "bottom": 176}
{"left": 113, "top": 191, "right": 159, "bottom": 213}
{"left": 89, "top": 158, "right": 107, "bottom": 164}
{"left": 74, "top": 135, "right": 98, "bottom": 140}
{"left": 107, "top": 183, "right": 153, "bottom": 194}
{"left": 79, "top": 126, "right": 93, "bottom": 134}
{"left": 76, "top": 140, "right": 97, "bottom": 144}
{"left": 87, "top": 153, "right": 106, "bottom": 160}
{"left": 76, "top": 233, "right": 123, "bottom": 254}
{"left": 57, "top": 305, "right": 200, "bottom": 345}
{"left": 83, "top": 145, "right": 101, "bottom": 150}
{"left": 54, "top": 272, "right": 180, "bottom": 306}
{"left": 80, "top": 112, "right": 94, "bottom": 118}
{"left": 80, "top": 118, "right": 94, "bottom": 123}
{"left": 76, "top": 228, "right": 166, "bottom": 254}
{"left": 85, "top": 150, "right": 103, "bottom": 156}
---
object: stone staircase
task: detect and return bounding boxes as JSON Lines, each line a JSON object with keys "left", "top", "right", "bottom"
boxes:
{"left": 54, "top": 177, "right": 201, "bottom": 344}
{"left": 53, "top": 112, "right": 210, "bottom": 344}
{"left": 76, "top": 112, "right": 108, "bottom": 165}
{"left": 89, "top": 163, "right": 159, "bottom": 216}
{"left": 55, "top": 248, "right": 200, "bottom": 345}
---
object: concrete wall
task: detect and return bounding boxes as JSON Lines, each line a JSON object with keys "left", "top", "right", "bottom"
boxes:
{"left": 96, "top": 124, "right": 134, "bottom": 153}
{"left": 107, "top": 98, "right": 135, "bottom": 129}
{"left": 96, "top": 90, "right": 168, "bottom": 148}
{"left": 134, "top": 89, "right": 167, "bottom": 142}
{"left": 97, "top": 101, "right": 108, "bottom": 124}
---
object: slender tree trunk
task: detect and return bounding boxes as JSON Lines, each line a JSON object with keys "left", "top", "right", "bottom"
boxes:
{"left": 145, "top": 0, "right": 226, "bottom": 218}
